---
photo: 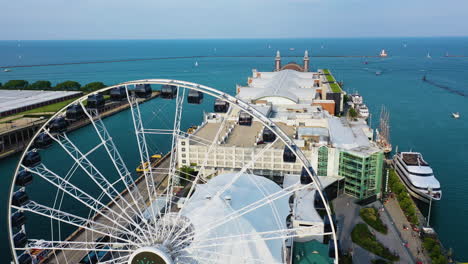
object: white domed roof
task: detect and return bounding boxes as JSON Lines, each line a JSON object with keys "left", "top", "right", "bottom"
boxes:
{"left": 181, "top": 173, "right": 289, "bottom": 263}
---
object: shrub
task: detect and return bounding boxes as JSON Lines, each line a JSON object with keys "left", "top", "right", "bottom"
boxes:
{"left": 55, "top": 80, "right": 81, "bottom": 90}
{"left": 388, "top": 169, "right": 419, "bottom": 225}
{"left": 29, "top": 80, "right": 52, "bottom": 90}
{"left": 423, "top": 237, "right": 447, "bottom": 264}
{"left": 371, "top": 259, "right": 391, "bottom": 264}
{"left": 3, "top": 80, "right": 29, "bottom": 89}
{"left": 360, "top": 207, "right": 388, "bottom": 234}
{"left": 351, "top": 223, "right": 399, "bottom": 261}
{"left": 349, "top": 107, "right": 358, "bottom": 118}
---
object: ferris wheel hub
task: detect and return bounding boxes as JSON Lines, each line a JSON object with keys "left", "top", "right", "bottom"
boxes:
{"left": 128, "top": 246, "right": 173, "bottom": 264}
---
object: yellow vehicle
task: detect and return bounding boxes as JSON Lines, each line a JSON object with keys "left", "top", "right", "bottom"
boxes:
{"left": 136, "top": 154, "right": 162, "bottom": 173}
{"left": 187, "top": 125, "right": 198, "bottom": 134}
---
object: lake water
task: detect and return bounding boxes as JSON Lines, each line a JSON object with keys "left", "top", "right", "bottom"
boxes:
{"left": 1, "top": 38, "right": 468, "bottom": 261}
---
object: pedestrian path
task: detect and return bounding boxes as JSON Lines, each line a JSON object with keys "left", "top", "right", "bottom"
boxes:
{"left": 384, "top": 196, "right": 431, "bottom": 263}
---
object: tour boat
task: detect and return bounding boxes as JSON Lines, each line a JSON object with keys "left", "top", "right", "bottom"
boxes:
{"left": 357, "top": 104, "right": 369, "bottom": 119}
{"left": 393, "top": 152, "right": 442, "bottom": 203}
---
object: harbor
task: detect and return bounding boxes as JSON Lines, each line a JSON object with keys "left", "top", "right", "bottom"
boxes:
{"left": 1, "top": 38, "right": 468, "bottom": 263}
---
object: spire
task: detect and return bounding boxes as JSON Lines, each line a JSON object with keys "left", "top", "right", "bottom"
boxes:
{"left": 275, "top": 50, "right": 281, "bottom": 71}
{"left": 303, "top": 50, "right": 310, "bottom": 72}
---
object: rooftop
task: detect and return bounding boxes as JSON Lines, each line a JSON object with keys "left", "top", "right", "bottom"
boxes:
{"left": 0, "top": 90, "right": 81, "bottom": 115}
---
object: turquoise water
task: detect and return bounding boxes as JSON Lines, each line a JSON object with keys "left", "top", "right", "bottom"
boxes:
{"left": 1, "top": 38, "right": 468, "bottom": 261}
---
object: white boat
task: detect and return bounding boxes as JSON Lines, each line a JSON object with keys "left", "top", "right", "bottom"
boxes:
{"left": 3, "top": 68, "right": 11, "bottom": 72}
{"left": 393, "top": 152, "right": 442, "bottom": 203}
{"left": 427, "top": 52, "right": 432, "bottom": 59}
{"left": 350, "top": 93, "right": 363, "bottom": 106}
{"left": 375, "top": 70, "right": 382, "bottom": 76}
{"left": 357, "top": 104, "right": 369, "bottom": 119}
{"left": 289, "top": 47, "right": 295, "bottom": 51}
{"left": 452, "top": 112, "right": 460, "bottom": 119}
{"left": 380, "top": 49, "right": 388, "bottom": 57}
{"left": 194, "top": 61, "right": 199, "bottom": 67}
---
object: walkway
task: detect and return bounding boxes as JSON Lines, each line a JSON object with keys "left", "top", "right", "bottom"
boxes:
{"left": 333, "top": 195, "right": 413, "bottom": 263}
{"left": 384, "top": 196, "right": 431, "bottom": 263}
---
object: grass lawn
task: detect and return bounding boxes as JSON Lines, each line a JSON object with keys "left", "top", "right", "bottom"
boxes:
{"left": 18, "top": 98, "right": 78, "bottom": 115}
{"left": 351, "top": 223, "right": 399, "bottom": 261}
{"left": 360, "top": 207, "right": 388, "bottom": 234}
{"left": 330, "top": 83, "right": 342, "bottom": 93}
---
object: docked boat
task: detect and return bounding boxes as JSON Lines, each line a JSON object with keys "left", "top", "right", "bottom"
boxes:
{"left": 452, "top": 112, "right": 460, "bottom": 119}
{"left": 357, "top": 104, "right": 369, "bottom": 119}
{"left": 393, "top": 152, "right": 442, "bottom": 203}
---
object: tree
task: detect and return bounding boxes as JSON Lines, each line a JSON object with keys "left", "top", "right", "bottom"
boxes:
{"left": 55, "top": 80, "right": 81, "bottom": 90}
{"left": 3, "top": 80, "right": 29, "bottom": 89}
{"left": 349, "top": 107, "right": 358, "bottom": 118}
{"left": 178, "top": 165, "right": 197, "bottom": 186}
{"left": 82, "top": 82, "right": 106, "bottom": 92}
{"left": 29, "top": 80, "right": 52, "bottom": 90}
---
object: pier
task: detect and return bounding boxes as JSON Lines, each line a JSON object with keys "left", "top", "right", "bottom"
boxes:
{"left": 0, "top": 91, "right": 160, "bottom": 160}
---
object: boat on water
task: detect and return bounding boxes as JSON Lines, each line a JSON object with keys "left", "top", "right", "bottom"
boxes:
{"left": 3, "top": 68, "right": 11, "bottom": 72}
{"left": 427, "top": 52, "right": 432, "bottom": 59}
{"left": 289, "top": 47, "right": 295, "bottom": 51}
{"left": 393, "top": 152, "right": 442, "bottom": 203}
{"left": 375, "top": 70, "right": 382, "bottom": 76}
{"left": 452, "top": 112, "right": 460, "bottom": 119}
{"left": 380, "top": 49, "right": 388, "bottom": 57}
{"left": 194, "top": 61, "right": 199, "bottom": 67}
{"left": 357, "top": 104, "right": 369, "bottom": 119}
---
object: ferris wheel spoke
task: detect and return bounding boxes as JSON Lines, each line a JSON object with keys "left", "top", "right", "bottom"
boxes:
{"left": 183, "top": 226, "right": 330, "bottom": 248}
{"left": 126, "top": 87, "right": 162, "bottom": 237}
{"left": 172, "top": 182, "right": 311, "bottom": 249}
{"left": 79, "top": 102, "right": 147, "bottom": 223}
{"left": 98, "top": 255, "right": 129, "bottom": 264}
{"left": 43, "top": 132, "right": 152, "bottom": 243}
{"left": 190, "top": 249, "right": 272, "bottom": 264}
{"left": 21, "top": 164, "right": 150, "bottom": 242}
{"left": 12, "top": 201, "right": 140, "bottom": 246}
{"left": 162, "top": 86, "right": 186, "bottom": 239}
{"left": 18, "top": 239, "right": 133, "bottom": 252}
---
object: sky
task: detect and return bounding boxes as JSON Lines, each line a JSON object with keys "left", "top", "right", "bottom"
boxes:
{"left": 2, "top": 0, "right": 468, "bottom": 40}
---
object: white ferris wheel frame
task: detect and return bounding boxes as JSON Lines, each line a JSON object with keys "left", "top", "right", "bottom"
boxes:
{"left": 8, "top": 79, "right": 339, "bottom": 263}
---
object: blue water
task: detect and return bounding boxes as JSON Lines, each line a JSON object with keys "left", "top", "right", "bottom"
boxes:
{"left": 1, "top": 38, "right": 468, "bottom": 261}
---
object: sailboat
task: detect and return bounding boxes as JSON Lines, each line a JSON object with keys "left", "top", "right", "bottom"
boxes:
{"left": 380, "top": 49, "right": 388, "bottom": 57}
{"left": 194, "top": 61, "right": 199, "bottom": 67}
{"left": 427, "top": 52, "right": 432, "bottom": 59}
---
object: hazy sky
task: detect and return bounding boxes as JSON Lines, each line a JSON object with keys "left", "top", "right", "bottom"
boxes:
{"left": 2, "top": 0, "right": 468, "bottom": 40}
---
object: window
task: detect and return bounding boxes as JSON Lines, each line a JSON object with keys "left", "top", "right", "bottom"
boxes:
{"left": 182, "top": 160, "right": 186, "bottom": 164}
{"left": 182, "top": 148, "right": 186, "bottom": 152}
{"left": 181, "top": 141, "right": 186, "bottom": 145}
{"left": 182, "top": 154, "right": 186, "bottom": 158}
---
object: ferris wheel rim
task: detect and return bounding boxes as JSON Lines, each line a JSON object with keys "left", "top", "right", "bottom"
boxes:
{"left": 7, "top": 79, "right": 339, "bottom": 264}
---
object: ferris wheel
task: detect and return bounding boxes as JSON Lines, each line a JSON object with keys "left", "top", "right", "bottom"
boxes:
{"left": 8, "top": 80, "right": 338, "bottom": 264}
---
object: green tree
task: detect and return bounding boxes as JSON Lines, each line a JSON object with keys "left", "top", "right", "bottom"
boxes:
{"left": 178, "top": 166, "right": 197, "bottom": 186}
{"left": 349, "top": 107, "right": 358, "bottom": 118}
{"left": 29, "top": 80, "right": 52, "bottom": 90}
{"left": 3, "top": 80, "right": 29, "bottom": 89}
{"left": 55, "top": 80, "right": 81, "bottom": 90}
{"left": 82, "top": 82, "right": 106, "bottom": 92}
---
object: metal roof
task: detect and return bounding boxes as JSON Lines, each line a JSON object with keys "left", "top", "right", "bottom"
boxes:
{"left": 0, "top": 90, "right": 81, "bottom": 115}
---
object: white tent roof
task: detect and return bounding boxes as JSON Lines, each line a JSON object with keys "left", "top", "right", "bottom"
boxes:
{"left": 181, "top": 173, "right": 289, "bottom": 263}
